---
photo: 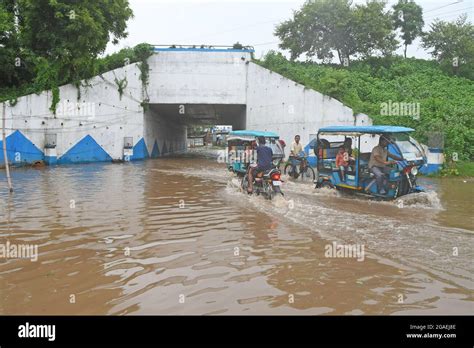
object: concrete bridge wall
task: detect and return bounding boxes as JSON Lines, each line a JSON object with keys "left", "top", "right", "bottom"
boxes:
{"left": 1, "top": 48, "right": 367, "bottom": 166}
{"left": 1, "top": 62, "right": 146, "bottom": 165}
{"left": 148, "top": 49, "right": 248, "bottom": 105}
{"left": 246, "top": 62, "right": 357, "bottom": 149}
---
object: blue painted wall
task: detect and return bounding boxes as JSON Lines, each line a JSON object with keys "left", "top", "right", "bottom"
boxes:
{"left": 0, "top": 130, "right": 44, "bottom": 165}
{"left": 57, "top": 135, "right": 112, "bottom": 164}
{"left": 151, "top": 141, "right": 160, "bottom": 158}
{"left": 130, "top": 138, "right": 149, "bottom": 161}
{"left": 0, "top": 130, "right": 184, "bottom": 166}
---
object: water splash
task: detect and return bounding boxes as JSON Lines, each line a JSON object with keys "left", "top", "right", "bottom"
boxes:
{"left": 394, "top": 191, "right": 443, "bottom": 210}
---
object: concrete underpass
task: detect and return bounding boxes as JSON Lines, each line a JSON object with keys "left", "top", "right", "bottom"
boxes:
{"left": 1, "top": 47, "right": 369, "bottom": 165}
{"left": 144, "top": 103, "right": 246, "bottom": 157}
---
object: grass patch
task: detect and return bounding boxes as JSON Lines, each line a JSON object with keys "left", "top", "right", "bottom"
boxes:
{"left": 426, "top": 161, "right": 474, "bottom": 177}
{"left": 456, "top": 161, "right": 474, "bottom": 177}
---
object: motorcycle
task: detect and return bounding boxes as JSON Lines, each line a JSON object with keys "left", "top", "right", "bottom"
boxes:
{"left": 241, "top": 164, "right": 284, "bottom": 200}
{"left": 391, "top": 160, "right": 424, "bottom": 197}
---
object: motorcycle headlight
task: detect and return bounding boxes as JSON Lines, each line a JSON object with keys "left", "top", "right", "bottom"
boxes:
{"left": 411, "top": 167, "right": 418, "bottom": 176}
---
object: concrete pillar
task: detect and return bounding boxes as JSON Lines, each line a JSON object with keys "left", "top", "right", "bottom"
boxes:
{"left": 44, "top": 148, "right": 57, "bottom": 165}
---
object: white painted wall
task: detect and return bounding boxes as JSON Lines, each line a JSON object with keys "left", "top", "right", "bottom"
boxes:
{"left": 4, "top": 49, "right": 371, "bottom": 165}
{"left": 148, "top": 50, "right": 251, "bottom": 105}
{"left": 5, "top": 62, "right": 145, "bottom": 161}
{"left": 245, "top": 62, "right": 355, "bottom": 150}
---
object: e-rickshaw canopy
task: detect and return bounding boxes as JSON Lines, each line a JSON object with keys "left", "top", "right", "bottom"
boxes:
{"left": 318, "top": 126, "right": 414, "bottom": 136}
{"left": 227, "top": 130, "right": 280, "bottom": 142}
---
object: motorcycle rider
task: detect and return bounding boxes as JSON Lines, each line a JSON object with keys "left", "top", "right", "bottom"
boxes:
{"left": 247, "top": 136, "right": 273, "bottom": 194}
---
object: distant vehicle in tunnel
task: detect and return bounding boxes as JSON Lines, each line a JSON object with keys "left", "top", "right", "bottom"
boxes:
{"left": 314, "top": 126, "right": 427, "bottom": 199}
{"left": 225, "top": 130, "right": 285, "bottom": 176}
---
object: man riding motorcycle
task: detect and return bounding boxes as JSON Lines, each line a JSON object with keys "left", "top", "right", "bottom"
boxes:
{"left": 247, "top": 136, "right": 273, "bottom": 194}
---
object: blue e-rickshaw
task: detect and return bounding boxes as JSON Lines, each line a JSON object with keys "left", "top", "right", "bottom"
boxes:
{"left": 226, "top": 130, "right": 284, "bottom": 176}
{"left": 314, "top": 126, "right": 427, "bottom": 199}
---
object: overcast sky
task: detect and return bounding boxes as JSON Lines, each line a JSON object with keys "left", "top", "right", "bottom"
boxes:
{"left": 105, "top": 0, "right": 474, "bottom": 61}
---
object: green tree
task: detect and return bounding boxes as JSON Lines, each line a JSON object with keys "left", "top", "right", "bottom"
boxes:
{"left": 275, "top": 0, "right": 397, "bottom": 65}
{"left": 19, "top": 0, "right": 133, "bottom": 85}
{"left": 392, "top": 0, "right": 424, "bottom": 58}
{"left": 275, "top": 0, "right": 356, "bottom": 64}
{"left": 353, "top": 0, "right": 399, "bottom": 58}
{"left": 0, "top": 0, "right": 34, "bottom": 88}
{"left": 422, "top": 14, "right": 474, "bottom": 79}
{"left": 0, "top": 1, "right": 15, "bottom": 84}
{"left": 0, "top": 0, "right": 134, "bottom": 109}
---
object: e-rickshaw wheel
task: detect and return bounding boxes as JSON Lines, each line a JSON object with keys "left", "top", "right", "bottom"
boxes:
{"left": 320, "top": 180, "right": 334, "bottom": 189}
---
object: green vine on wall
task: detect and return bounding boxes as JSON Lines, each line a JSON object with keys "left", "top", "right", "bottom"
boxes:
{"left": 133, "top": 43, "right": 153, "bottom": 111}
{"left": 140, "top": 99, "right": 150, "bottom": 112}
{"left": 138, "top": 60, "right": 150, "bottom": 87}
{"left": 0, "top": 43, "right": 155, "bottom": 114}
{"left": 114, "top": 76, "right": 128, "bottom": 100}
{"left": 50, "top": 86, "right": 60, "bottom": 114}
{"left": 73, "top": 80, "right": 81, "bottom": 101}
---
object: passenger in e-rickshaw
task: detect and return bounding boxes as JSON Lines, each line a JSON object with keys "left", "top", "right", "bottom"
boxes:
{"left": 368, "top": 135, "right": 403, "bottom": 195}
{"left": 336, "top": 145, "right": 354, "bottom": 182}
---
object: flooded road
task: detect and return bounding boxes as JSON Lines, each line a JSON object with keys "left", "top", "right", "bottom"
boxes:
{"left": 0, "top": 150, "right": 473, "bottom": 315}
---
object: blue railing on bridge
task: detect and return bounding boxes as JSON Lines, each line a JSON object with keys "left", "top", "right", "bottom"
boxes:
{"left": 152, "top": 44, "right": 255, "bottom": 53}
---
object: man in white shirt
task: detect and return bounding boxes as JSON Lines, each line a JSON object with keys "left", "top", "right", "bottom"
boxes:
{"left": 289, "top": 135, "right": 304, "bottom": 176}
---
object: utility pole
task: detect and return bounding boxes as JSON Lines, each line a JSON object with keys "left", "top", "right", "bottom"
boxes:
{"left": 2, "top": 102, "right": 13, "bottom": 193}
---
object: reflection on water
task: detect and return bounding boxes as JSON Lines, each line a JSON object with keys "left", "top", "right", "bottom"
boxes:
{"left": 0, "top": 154, "right": 472, "bottom": 315}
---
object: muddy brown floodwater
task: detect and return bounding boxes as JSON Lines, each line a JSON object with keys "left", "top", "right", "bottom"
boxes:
{"left": 0, "top": 149, "right": 473, "bottom": 315}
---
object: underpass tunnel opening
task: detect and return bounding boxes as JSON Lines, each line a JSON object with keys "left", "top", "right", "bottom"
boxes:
{"left": 144, "top": 104, "right": 246, "bottom": 156}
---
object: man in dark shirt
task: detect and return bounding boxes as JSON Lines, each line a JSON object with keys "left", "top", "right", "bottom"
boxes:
{"left": 247, "top": 136, "right": 273, "bottom": 193}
